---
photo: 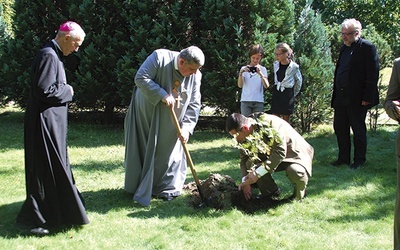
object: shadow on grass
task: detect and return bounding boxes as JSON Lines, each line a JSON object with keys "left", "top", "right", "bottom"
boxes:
{"left": 0, "top": 110, "right": 124, "bottom": 150}
{"left": 82, "top": 188, "right": 134, "bottom": 214}
{"left": 0, "top": 111, "right": 24, "bottom": 151}
{"left": 0, "top": 200, "right": 87, "bottom": 238}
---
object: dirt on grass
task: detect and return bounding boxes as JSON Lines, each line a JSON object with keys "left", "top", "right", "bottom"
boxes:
{"left": 183, "top": 173, "right": 291, "bottom": 214}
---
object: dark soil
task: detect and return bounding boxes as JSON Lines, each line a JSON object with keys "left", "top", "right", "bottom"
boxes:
{"left": 183, "top": 173, "right": 292, "bottom": 214}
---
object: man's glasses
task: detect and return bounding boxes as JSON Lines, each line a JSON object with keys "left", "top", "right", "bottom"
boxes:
{"left": 340, "top": 31, "right": 356, "bottom": 36}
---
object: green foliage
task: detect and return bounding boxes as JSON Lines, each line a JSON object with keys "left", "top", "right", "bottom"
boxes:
{"left": 0, "top": 3, "right": 10, "bottom": 104}
{"left": 115, "top": 0, "right": 200, "bottom": 108}
{"left": 0, "top": 0, "right": 69, "bottom": 108}
{"left": 362, "top": 24, "right": 393, "bottom": 70}
{"left": 307, "top": 0, "right": 400, "bottom": 56}
{"left": 70, "top": 0, "right": 129, "bottom": 123}
{"left": 323, "top": 23, "right": 342, "bottom": 65}
{"left": 0, "top": 3, "right": 10, "bottom": 44}
{"left": 293, "top": 2, "right": 334, "bottom": 133}
{"left": 0, "top": 0, "right": 14, "bottom": 36}
{"left": 195, "top": 0, "right": 249, "bottom": 114}
{"left": 0, "top": 0, "right": 398, "bottom": 124}
{"left": 233, "top": 114, "right": 281, "bottom": 165}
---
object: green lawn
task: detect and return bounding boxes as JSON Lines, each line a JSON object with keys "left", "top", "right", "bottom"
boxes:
{"left": 0, "top": 105, "right": 397, "bottom": 249}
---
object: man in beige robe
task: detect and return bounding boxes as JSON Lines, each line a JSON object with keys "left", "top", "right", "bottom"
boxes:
{"left": 124, "top": 46, "right": 205, "bottom": 206}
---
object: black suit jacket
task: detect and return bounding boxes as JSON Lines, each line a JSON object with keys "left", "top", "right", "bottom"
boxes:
{"left": 331, "top": 38, "right": 380, "bottom": 109}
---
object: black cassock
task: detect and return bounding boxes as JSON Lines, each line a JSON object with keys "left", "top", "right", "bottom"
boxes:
{"left": 16, "top": 41, "right": 89, "bottom": 228}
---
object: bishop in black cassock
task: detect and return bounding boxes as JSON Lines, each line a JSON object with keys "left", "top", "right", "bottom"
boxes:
{"left": 16, "top": 21, "right": 89, "bottom": 235}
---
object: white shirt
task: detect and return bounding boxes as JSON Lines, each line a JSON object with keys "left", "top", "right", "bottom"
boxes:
{"left": 240, "top": 66, "right": 268, "bottom": 102}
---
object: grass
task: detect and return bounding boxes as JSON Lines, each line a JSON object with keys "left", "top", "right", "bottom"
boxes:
{"left": 0, "top": 104, "right": 398, "bottom": 249}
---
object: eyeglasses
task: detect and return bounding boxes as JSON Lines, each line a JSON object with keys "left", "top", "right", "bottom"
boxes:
{"left": 340, "top": 31, "right": 356, "bottom": 36}
{"left": 275, "top": 52, "right": 284, "bottom": 56}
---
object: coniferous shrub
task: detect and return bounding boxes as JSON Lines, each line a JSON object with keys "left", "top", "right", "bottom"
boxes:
{"left": 115, "top": 0, "right": 200, "bottom": 108}
{"left": 0, "top": 0, "right": 68, "bottom": 108}
{"left": 0, "top": 4, "right": 9, "bottom": 104}
{"left": 292, "top": 2, "right": 334, "bottom": 133}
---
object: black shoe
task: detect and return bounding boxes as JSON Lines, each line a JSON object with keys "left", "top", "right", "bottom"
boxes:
{"left": 350, "top": 162, "right": 364, "bottom": 170}
{"left": 330, "top": 159, "right": 350, "bottom": 166}
{"left": 30, "top": 227, "right": 49, "bottom": 236}
{"left": 154, "top": 194, "right": 177, "bottom": 201}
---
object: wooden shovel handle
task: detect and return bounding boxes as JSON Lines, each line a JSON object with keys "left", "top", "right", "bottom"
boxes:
{"left": 169, "top": 106, "right": 202, "bottom": 189}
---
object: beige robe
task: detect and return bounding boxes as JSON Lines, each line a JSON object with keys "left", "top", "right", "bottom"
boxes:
{"left": 124, "top": 49, "right": 202, "bottom": 206}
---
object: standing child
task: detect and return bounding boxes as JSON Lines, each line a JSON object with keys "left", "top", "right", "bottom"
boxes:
{"left": 270, "top": 42, "right": 302, "bottom": 123}
{"left": 237, "top": 44, "right": 269, "bottom": 117}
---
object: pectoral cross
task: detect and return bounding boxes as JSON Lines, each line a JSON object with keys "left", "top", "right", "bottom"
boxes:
{"left": 172, "top": 80, "right": 182, "bottom": 109}
{"left": 175, "top": 95, "right": 183, "bottom": 109}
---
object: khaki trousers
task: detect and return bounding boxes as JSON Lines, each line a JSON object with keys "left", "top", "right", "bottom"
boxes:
{"left": 246, "top": 161, "right": 308, "bottom": 200}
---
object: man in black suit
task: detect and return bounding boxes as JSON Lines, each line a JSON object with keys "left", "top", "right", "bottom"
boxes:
{"left": 331, "top": 18, "right": 379, "bottom": 169}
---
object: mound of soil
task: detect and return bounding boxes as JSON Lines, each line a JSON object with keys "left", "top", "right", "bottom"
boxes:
{"left": 184, "top": 173, "right": 237, "bottom": 210}
{"left": 183, "top": 173, "right": 291, "bottom": 214}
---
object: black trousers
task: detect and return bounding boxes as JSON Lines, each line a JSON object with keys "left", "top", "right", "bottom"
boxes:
{"left": 333, "top": 104, "right": 368, "bottom": 164}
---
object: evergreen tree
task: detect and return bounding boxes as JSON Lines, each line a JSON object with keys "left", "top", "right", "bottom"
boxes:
{"left": 0, "top": 4, "right": 10, "bottom": 58}
{"left": 116, "top": 0, "right": 199, "bottom": 109}
{"left": 292, "top": 2, "right": 334, "bottom": 133}
{"left": 72, "top": 0, "right": 198, "bottom": 122}
{"left": 248, "top": 0, "right": 296, "bottom": 113}
{"left": 2, "top": 0, "right": 394, "bottom": 124}
{"left": 195, "top": 0, "right": 248, "bottom": 114}
{"left": 0, "top": 4, "right": 10, "bottom": 104}
{"left": 0, "top": 0, "right": 15, "bottom": 36}
{"left": 69, "top": 0, "right": 130, "bottom": 123}
{"left": 0, "top": 0, "right": 68, "bottom": 107}
{"left": 306, "top": 0, "right": 400, "bottom": 56}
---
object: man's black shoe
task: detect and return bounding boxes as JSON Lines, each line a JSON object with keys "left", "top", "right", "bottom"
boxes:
{"left": 350, "top": 162, "right": 364, "bottom": 170}
{"left": 30, "top": 227, "right": 49, "bottom": 236}
{"left": 153, "top": 194, "right": 177, "bottom": 201}
{"left": 330, "top": 159, "right": 350, "bottom": 166}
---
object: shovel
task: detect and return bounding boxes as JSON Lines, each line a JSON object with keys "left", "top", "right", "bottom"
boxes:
{"left": 169, "top": 105, "right": 210, "bottom": 207}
